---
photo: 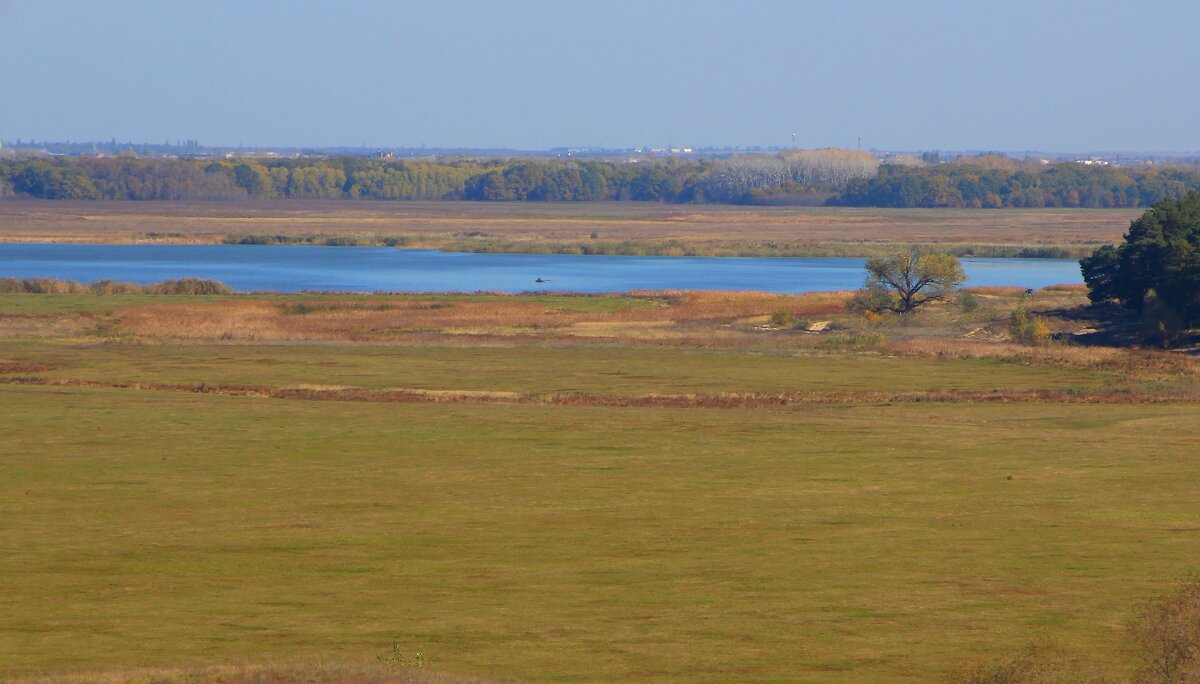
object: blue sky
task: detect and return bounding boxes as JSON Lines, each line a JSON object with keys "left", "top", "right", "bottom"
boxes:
{"left": 2, "top": 0, "right": 1197, "bottom": 151}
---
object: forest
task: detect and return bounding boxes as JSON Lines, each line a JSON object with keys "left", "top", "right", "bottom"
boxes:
{"left": 2, "top": 150, "right": 1199, "bottom": 207}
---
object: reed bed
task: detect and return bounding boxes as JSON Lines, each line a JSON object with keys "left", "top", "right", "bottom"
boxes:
{"left": 218, "top": 233, "right": 1102, "bottom": 259}
{"left": 0, "top": 277, "right": 233, "bottom": 295}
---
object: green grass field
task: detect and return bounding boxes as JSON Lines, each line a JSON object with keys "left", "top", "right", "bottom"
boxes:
{"left": 3, "top": 290, "right": 1199, "bottom": 682}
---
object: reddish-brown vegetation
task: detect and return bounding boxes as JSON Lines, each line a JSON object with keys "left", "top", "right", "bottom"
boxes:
{"left": 111, "top": 291, "right": 851, "bottom": 342}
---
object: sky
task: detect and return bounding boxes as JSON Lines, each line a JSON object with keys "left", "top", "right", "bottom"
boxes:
{"left": 2, "top": 0, "right": 1198, "bottom": 151}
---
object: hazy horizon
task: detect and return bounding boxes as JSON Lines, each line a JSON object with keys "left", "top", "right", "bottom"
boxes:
{"left": 3, "top": 0, "right": 1198, "bottom": 151}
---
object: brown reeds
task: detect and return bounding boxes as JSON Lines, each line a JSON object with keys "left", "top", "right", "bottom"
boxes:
{"left": 0, "top": 277, "right": 233, "bottom": 295}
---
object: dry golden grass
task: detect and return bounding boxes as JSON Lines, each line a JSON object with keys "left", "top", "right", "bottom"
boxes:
{"left": 963, "top": 285, "right": 1032, "bottom": 297}
{"left": 0, "top": 200, "right": 1137, "bottom": 250}
{"left": 111, "top": 291, "right": 851, "bottom": 342}
{"left": 2, "top": 661, "right": 494, "bottom": 684}
{"left": 1041, "top": 283, "right": 1090, "bottom": 293}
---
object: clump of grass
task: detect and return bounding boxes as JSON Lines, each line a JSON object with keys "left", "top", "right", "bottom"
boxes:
{"left": 817, "top": 332, "right": 886, "bottom": 350}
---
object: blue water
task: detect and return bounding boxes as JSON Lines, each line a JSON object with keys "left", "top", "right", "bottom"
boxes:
{"left": 0, "top": 244, "right": 1083, "bottom": 294}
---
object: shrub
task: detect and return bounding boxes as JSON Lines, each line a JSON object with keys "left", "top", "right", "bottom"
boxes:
{"left": 322, "top": 236, "right": 365, "bottom": 247}
{"left": 1130, "top": 579, "right": 1200, "bottom": 683}
{"left": 958, "top": 291, "right": 980, "bottom": 313}
{"left": 1142, "top": 289, "right": 1187, "bottom": 348}
{"left": 768, "top": 306, "right": 797, "bottom": 329}
{"left": 1009, "top": 301, "right": 1051, "bottom": 346}
{"left": 146, "top": 278, "right": 234, "bottom": 295}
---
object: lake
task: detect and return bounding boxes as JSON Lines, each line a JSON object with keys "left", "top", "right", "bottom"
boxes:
{"left": 0, "top": 244, "right": 1083, "bottom": 294}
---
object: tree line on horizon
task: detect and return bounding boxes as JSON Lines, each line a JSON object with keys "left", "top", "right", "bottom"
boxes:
{"left": 3, "top": 151, "right": 1200, "bottom": 207}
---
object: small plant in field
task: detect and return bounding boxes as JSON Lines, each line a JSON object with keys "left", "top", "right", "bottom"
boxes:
{"left": 1009, "top": 298, "right": 1051, "bottom": 346}
{"left": 768, "top": 306, "right": 797, "bottom": 329}
{"left": 377, "top": 642, "right": 425, "bottom": 669}
{"left": 958, "top": 291, "right": 979, "bottom": 313}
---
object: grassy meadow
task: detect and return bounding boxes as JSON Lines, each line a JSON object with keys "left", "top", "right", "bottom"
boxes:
{"left": 2, "top": 285, "right": 1199, "bottom": 682}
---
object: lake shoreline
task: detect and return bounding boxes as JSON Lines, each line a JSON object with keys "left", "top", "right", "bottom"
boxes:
{"left": 0, "top": 244, "right": 1085, "bottom": 294}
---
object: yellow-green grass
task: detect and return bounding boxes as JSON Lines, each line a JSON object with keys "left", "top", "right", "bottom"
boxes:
{"left": 3, "top": 384, "right": 1200, "bottom": 681}
{"left": 0, "top": 338, "right": 1113, "bottom": 397}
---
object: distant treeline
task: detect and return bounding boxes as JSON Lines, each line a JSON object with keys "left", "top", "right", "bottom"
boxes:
{"left": 3, "top": 152, "right": 1199, "bottom": 207}
{"left": 830, "top": 156, "right": 1200, "bottom": 208}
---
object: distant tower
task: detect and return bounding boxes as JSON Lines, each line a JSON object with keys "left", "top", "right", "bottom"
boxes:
{"left": 791, "top": 133, "right": 796, "bottom": 147}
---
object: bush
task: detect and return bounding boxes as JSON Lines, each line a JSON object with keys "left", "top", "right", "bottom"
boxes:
{"left": 768, "top": 306, "right": 798, "bottom": 329}
{"left": 322, "top": 236, "right": 365, "bottom": 247}
{"left": 958, "top": 291, "right": 980, "bottom": 313}
{"left": 1142, "top": 289, "right": 1187, "bottom": 348}
{"left": 1009, "top": 301, "right": 1051, "bottom": 345}
{"left": 147, "top": 278, "right": 234, "bottom": 295}
{"left": 1130, "top": 579, "right": 1200, "bottom": 683}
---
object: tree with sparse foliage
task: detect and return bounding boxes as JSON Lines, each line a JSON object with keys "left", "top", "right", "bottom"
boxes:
{"left": 850, "top": 250, "right": 966, "bottom": 315}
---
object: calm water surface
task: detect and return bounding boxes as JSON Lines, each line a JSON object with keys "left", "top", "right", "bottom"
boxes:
{"left": 0, "top": 244, "right": 1083, "bottom": 294}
